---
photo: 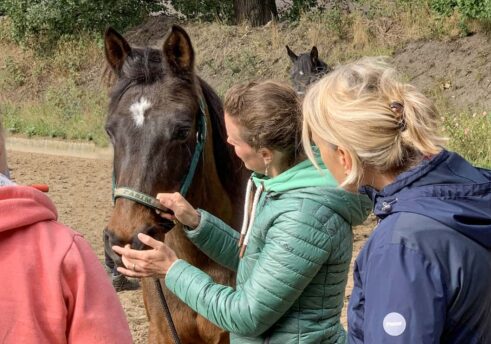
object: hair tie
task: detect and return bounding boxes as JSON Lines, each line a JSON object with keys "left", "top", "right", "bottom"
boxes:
{"left": 389, "top": 101, "right": 407, "bottom": 131}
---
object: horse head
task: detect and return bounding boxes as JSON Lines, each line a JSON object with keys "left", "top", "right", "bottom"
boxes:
{"left": 286, "top": 45, "right": 331, "bottom": 95}
{"left": 103, "top": 25, "right": 214, "bottom": 265}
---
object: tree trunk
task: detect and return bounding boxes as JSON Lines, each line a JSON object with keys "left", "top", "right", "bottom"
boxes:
{"left": 233, "top": 0, "right": 277, "bottom": 27}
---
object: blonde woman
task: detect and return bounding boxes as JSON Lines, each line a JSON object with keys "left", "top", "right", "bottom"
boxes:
{"left": 113, "top": 80, "right": 371, "bottom": 343}
{"left": 302, "top": 58, "right": 491, "bottom": 343}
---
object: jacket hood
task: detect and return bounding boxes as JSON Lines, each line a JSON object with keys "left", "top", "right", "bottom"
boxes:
{"left": 252, "top": 151, "right": 338, "bottom": 192}
{"left": 363, "top": 150, "right": 491, "bottom": 248}
{"left": 0, "top": 185, "right": 57, "bottom": 233}
{"left": 253, "top": 155, "right": 372, "bottom": 226}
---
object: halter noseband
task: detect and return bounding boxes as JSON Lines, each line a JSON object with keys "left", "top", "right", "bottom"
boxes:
{"left": 111, "top": 94, "right": 208, "bottom": 210}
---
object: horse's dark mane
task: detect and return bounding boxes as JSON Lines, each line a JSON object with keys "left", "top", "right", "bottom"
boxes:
{"left": 198, "top": 77, "right": 246, "bottom": 202}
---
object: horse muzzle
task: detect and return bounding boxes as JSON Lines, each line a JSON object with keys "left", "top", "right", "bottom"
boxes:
{"left": 103, "top": 220, "right": 175, "bottom": 265}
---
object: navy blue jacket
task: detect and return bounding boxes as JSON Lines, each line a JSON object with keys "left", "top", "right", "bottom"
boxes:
{"left": 348, "top": 150, "right": 491, "bottom": 343}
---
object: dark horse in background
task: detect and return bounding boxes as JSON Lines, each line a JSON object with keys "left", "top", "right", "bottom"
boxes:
{"left": 103, "top": 25, "right": 248, "bottom": 343}
{"left": 286, "top": 45, "right": 331, "bottom": 95}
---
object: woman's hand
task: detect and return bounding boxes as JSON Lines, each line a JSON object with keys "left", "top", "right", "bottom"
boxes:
{"left": 156, "top": 192, "right": 200, "bottom": 229}
{"left": 112, "top": 233, "right": 178, "bottom": 278}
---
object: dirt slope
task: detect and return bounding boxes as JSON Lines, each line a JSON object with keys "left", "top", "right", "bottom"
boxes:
{"left": 393, "top": 33, "right": 491, "bottom": 111}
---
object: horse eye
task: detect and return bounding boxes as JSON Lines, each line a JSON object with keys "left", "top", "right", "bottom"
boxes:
{"left": 173, "top": 127, "right": 191, "bottom": 141}
{"left": 105, "top": 127, "right": 115, "bottom": 142}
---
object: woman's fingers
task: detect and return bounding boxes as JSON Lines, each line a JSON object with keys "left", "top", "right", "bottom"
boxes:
{"left": 154, "top": 209, "right": 176, "bottom": 221}
{"left": 156, "top": 193, "right": 176, "bottom": 209}
{"left": 112, "top": 244, "right": 150, "bottom": 261}
{"left": 116, "top": 266, "right": 152, "bottom": 278}
{"left": 137, "top": 233, "right": 163, "bottom": 249}
{"left": 155, "top": 192, "right": 197, "bottom": 227}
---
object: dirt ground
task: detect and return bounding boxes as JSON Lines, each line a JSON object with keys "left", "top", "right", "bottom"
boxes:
{"left": 7, "top": 148, "right": 375, "bottom": 343}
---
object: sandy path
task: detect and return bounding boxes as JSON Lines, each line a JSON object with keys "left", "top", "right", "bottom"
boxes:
{"left": 7, "top": 147, "right": 375, "bottom": 343}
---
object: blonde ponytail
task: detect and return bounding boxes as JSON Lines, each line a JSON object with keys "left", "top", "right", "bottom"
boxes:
{"left": 302, "top": 57, "right": 447, "bottom": 188}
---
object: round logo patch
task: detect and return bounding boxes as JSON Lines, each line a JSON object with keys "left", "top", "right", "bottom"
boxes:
{"left": 383, "top": 312, "right": 406, "bottom": 336}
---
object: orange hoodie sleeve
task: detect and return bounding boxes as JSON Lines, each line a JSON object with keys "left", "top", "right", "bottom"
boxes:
{"left": 61, "top": 234, "right": 133, "bottom": 344}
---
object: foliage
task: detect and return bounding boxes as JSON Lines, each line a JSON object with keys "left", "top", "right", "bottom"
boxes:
{"left": 283, "top": 0, "right": 320, "bottom": 21}
{"left": 430, "top": 0, "right": 491, "bottom": 20}
{"left": 1, "top": 0, "right": 161, "bottom": 52}
{"left": 169, "top": 0, "right": 234, "bottom": 23}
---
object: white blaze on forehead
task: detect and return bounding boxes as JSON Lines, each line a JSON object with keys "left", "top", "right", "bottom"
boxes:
{"left": 129, "top": 97, "right": 152, "bottom": 127}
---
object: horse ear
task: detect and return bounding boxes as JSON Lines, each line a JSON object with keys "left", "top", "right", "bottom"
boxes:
{"left": 163, "top": 25, "right": 194, "bottom": 73}
{"left": 104, "top": 27, "right": 131, "bottom": 75}
{"left": 310, "top": 46, "right": 319, "bottom": 64}
{"left": 286, "top": 45, "right": 298, "bottom": 62}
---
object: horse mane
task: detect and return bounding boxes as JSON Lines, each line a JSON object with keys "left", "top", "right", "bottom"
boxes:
{"left": 198, "top": 77, "right": 246, "bottom": 202}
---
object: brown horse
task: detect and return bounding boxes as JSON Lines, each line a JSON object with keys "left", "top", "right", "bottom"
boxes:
{"left": 103, "top": 25, "right": 248, "bottom": 343}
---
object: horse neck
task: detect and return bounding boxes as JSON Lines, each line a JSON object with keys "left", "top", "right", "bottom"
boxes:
{"left": 163, "top": 117, "right": 236, "bottom": 272}
{"left": 163, "top": 82, "right": 245, "bottom": 269}
{"left": 196, "top": 79, "right": 247, "bottom": 224}
{"left": 187, "top": 116, "right": 234, "bottom": 225}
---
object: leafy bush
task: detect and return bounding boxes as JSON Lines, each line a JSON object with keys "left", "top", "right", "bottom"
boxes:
{"left": 283, "top": 0, "right": 319, "bottom": 21}
{"left": 431, "top": 0, "right": 491, "bottom": 20}
{"left": 1, "top": 0, "right": 161, "bottom": 52}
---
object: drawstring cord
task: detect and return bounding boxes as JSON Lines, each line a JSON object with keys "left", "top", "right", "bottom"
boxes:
{"left": 239, "top": 180, "right": 264, "bottom": 258}
{"left": 238, "top": 178, "right": 253, "bottom": 248}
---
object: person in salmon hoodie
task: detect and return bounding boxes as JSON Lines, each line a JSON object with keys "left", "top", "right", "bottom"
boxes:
{"left": 0, "top": 120, "right": 132, "bottom": 343}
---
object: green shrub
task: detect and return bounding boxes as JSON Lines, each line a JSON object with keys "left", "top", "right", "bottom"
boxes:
{"left": 283, "top": 0, "right": 319, "bottom": 21}
{"left": 431, "top": 0, "right": 491, "bottom": 20}
{"left": 1, "top": 0, "right": 162, "bottom": 52}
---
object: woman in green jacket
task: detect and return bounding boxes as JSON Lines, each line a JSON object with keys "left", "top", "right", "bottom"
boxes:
{"left": 113, "top": 80, "right": 371, "bottom": 343}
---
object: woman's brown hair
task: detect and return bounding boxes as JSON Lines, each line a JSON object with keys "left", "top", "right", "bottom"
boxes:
{"left": 224, "top": 80, "right": 304, "bottom": 166}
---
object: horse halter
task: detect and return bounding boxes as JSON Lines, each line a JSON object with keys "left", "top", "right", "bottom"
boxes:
{"left": 111, "top": 94, "right": 208, "bottom": 212}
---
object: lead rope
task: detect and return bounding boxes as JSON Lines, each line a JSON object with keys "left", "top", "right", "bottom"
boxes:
{"left": 155, "top": 279, "right": 181, "bottom": 344}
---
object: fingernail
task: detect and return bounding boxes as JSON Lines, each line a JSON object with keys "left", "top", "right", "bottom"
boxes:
{"left": 155, "top": 209, "right": 161, "bottom": 215}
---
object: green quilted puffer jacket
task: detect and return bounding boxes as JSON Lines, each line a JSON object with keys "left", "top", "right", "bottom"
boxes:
{"left": 165, "top": 157, "right": 371, "bottom": 343}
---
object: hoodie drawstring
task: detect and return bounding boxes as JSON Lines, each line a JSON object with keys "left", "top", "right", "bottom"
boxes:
{"left": 239, "top": 178, "right": 264, "bottom": 258}
{"left": 238, "top": 178, "right": 253, "bottom": 248}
